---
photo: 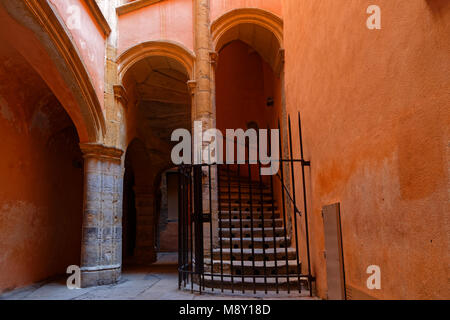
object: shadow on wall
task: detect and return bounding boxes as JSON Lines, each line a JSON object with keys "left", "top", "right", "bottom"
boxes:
{"left": 426, "top": 0, "right": 450, "bottom": 18}
{"left": 396, "top": 110, "right": 445, "bottom": 200}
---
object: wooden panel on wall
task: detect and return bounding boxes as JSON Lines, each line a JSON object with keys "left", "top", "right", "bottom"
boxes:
{"left": 323, "top": 203, "right": 346, "bottom": 300}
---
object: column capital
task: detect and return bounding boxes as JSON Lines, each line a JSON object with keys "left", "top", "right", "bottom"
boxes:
{"left": 80, "top": 143, "right": 124, "bottom": 162}
{"left": 209, "top": 51, "right": 219, "bottom": 65}
{"left": 113, "top": 84, "right": 129, "bottom": 107}
{"left": 187, "top": 80, "right": 197, "bottom": 96}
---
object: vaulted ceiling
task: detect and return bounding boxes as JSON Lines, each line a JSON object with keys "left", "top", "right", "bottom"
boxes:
{"left": 126, "top": 55, "right": 190, "bottom": 105}
{"left": 0, "top": 42, "right": 75, "bottom": 139}
{"left": 124, "top": 55, "right": 191, "bottom": 181}
{"left": 217, "top": 23, "right": 281, "bottom": 71}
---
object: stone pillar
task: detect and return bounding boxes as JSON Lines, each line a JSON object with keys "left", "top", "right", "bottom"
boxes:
{"left": 278, "top": 49, "right": 293, "bottom": 234}
{"left": 98, "top": 0, "right": 127, "bottom": 150}
{"left": 208, "top": 51, "right": 219, "bottom": 248}
{"left": 80, "top": 143, "right": 124, "bottom": 287}
{"left": 194, "top": 1, "right": 221, "bottom": 252}
{"left": 133, "top": 187, "right": 157, "bottom": 264}
{"left": 194, "top": 0, "right": 212, "bottom": 127}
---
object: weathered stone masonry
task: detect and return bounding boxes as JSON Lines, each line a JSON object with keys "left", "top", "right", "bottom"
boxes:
{"left": 80, "top": 143, "right": 124, "bottom": 287}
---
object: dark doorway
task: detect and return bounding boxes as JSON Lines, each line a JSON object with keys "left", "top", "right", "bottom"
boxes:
{"left": 157, "top": 170, "right": 179, "bottom": 253}
{"left": 123, "top": 164, "right": 137, "bottom": 263}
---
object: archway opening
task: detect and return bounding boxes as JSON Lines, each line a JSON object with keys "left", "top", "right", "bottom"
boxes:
{"left": 215, "top": 22, "right": 284, "bottom": 181}
{"left": 0, "top": 41, "right": 84, "bottom": 293}
{"left": 122, "top": 53, "right": 192, "bottom": 267}
{"left": 216, "top": 38, "right": 282, "bottom": 133}
{"left": 156, "top": 168, "right": 179, "bottom": 254}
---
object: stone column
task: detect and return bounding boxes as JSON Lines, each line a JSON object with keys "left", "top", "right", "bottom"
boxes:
{"left": 278, "top": 49, "right": 293, "bottom": 234}
{"left": 80, "top": 143, "right": 124, "bottom": 287}
{"left": 133, "top": 187, "right": 157, "bottom": 264}
{"left": 208, "top": 51, "right": 219, "bottom": 248}
{"left": 194, "top": 0, "right": 212, "bottom": 127}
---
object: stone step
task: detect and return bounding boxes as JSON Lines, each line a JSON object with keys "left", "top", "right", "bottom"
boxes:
{"left": 205, "top": 259, "right": 301, "bottom": 276}
{"left": 218, "top": 205, "right": 279, "bottom": 212}
{"left": 219, "top": 227, "right": 285, "bottom": 238}
{"left": 219, "top": 190, "right": 271, "bottom": 197}
{"left": 219, "top": 203, "right": 278, "bottom": 211}
{"left": 219, "top": 182, "right": 268, "bottom": 189}
{"left": 219, "top": 211, "right": 280, "bottom": 220}
{"left": 220, "top": 201, "right": 277, "bottom": 206}
{"left": 220, "top": 200, "right": 275, "bottom": 207}
{"left": 219, "top": 195, "right": 273, "bottom": 202}
{"left": 219, "top": 179, "right": 270, "bottom": 186}
{"left": 219, "top": 186, "right": 271, "bottom": 193}
{"left": 211, "top": 248, "right": 297, "bottom": 261}
{"left": 219, "top": 174, "right": 261, "bottom": 180}
{"left": 219, "top": 174, "right": 260, "bottom": 181}
{"left": 221, "top": 237, "right": 290, "bottom": 249}
{"left": 220, "top": 200, "right": 274, "bottom": 206}
{"left": 220, "top": 219, "right": 283, "bottom": 229}
{"left": 202, "top": 276, "right": 308, "bottom": 292}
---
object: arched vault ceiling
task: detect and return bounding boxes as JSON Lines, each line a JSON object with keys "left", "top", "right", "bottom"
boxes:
{"left": 218, "top": 23, "right": 280, "bottom": 71}
{"left": 125, "top": 55, "right": 190, "bottom": 105}
{"left": 125, "top": 55, "right": 191, "bottom": 173}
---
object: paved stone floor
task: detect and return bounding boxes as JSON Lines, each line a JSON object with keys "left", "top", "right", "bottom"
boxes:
{"left": 0, "top": 254, "right": 316, "bottom": 300}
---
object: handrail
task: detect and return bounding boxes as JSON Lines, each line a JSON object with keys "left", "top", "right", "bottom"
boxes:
{"left": 275, "top": 172, "right": 302, "bottom": 217}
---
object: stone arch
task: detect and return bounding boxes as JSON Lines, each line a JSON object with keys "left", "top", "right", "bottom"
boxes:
{"left": 211, "top": 8, "right": 284, "bottom": 74}
{"left": 117, "top": 40, "right": 196, "bottom": 82}
{"left": 212, "top": 7, "right": 290, "bottom": 161}
{"left": 0, "top": 0, "right": 106, "bottom": 143}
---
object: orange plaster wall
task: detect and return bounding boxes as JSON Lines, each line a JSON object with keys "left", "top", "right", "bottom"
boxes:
{"left": 117, "top": 0, "right": 194, "bottom": 55}
{"left": 0, "top": 118, "right": 83, "bottom": 294}
{"left": 49, "top": 0, "right": 106, "bottom": 110}
{"left": 210, "top": 0, "right": 282, "bottom": 22}
{"left": 0, "top": 46, "right": 83, "bottom": 293}
{"left": 282, "top": 0, "right": 449, "bottom": 299}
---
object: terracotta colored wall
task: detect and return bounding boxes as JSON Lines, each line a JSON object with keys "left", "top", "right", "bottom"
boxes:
{"left": 49, "top": 0, "right": 106, "bottom": 110}
{"left": 282, "top": 0, "right": 449, "bottom": 299}
{"left": 118, "top": 0, "right": 194, "bottom": 54}
{"left": 210, "top": 0, "right": 282, "bottom": 22}
{"left": 0, "top": 45, "right": 83, "bottom": 293}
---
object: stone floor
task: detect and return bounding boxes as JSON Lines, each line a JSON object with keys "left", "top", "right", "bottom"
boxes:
{"left": 0, "top": 253, "right": 316, "bottom": 300}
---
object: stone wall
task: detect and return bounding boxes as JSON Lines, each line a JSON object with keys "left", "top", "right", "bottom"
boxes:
{"left": 282, "top": 0, "right": 449, "bottom": 299}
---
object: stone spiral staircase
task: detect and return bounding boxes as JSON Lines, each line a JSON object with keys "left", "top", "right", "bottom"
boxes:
{"left": 203, "top": 166, "right": 303, "bottom": 292}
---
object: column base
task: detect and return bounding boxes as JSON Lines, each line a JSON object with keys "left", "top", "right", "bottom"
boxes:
{"left": 81, "top": 267, "right": 122, "bottom": 288}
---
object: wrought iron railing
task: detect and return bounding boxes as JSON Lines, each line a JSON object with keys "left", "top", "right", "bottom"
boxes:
{"left": 178, "top": 113, "right": 315, "bottom": 296}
